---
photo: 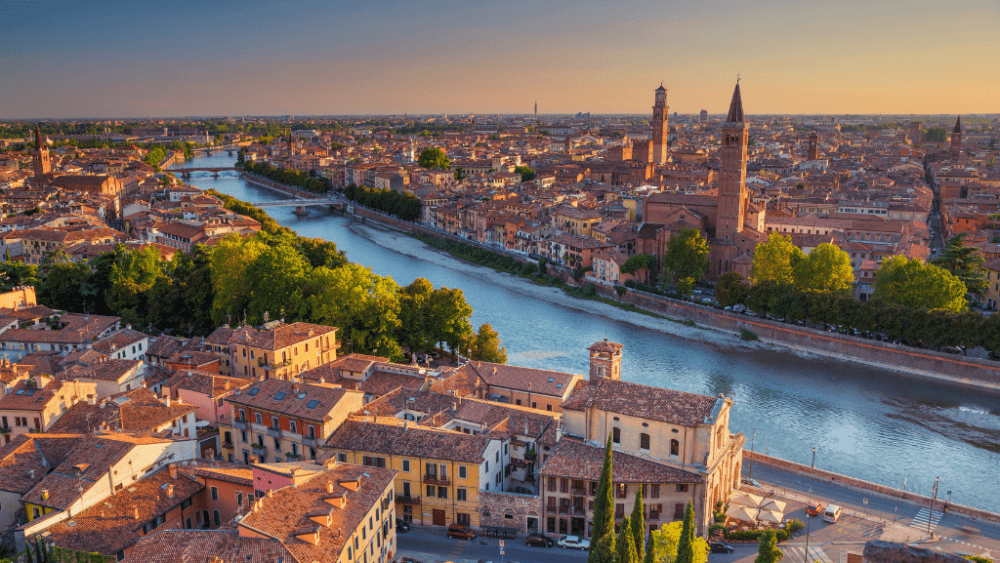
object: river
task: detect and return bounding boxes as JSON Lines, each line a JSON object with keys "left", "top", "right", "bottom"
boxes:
{"left": 174, "top": 154, "right": 999, "bottom": 511}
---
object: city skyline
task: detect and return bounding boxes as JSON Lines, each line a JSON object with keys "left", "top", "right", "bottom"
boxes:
{"left": 2, "top": 0, "right": 999, "bottom": 118}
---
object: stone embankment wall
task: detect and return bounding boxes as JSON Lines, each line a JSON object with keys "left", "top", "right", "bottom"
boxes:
{"left": 863, "top": 541, "right": 968, "bottom": 563}
{"left": 747, "top": 451, "right": 1000, "bottom": 524}
{"left": 241, "top": 173, "right": 325, "bottom": 200}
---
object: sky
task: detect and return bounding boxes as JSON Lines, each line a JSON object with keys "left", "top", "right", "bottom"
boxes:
{"left": 2, "top": 0, "right": 999, "bottom": 118}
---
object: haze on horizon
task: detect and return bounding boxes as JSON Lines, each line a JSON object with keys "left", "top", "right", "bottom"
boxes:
{"left": 2, "top": 0, "right": 998, "bottom": 119}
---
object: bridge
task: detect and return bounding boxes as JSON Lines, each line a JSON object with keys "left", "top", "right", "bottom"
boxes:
{"left": 191, "top": 144, "right": 245, "bottom": 156}
{"left": 169, "top": 167, "right": 240, "bottom": 178}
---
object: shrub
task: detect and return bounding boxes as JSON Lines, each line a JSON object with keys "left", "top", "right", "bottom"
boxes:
{"left": 708, "top": 523, "right": 727, "bottom": 537}
{"left": 963, "top": 557, "right": 993, "bottom": 563}
{"left": 741, "top": 328, "right": 759, "bottom": 341}
{"left": 615, "top": 286, "right": 627, "bottom": 297}
{"left": 785, "top": 519, "right": 804, "bottom": 535}
{"left": 624, "top": 279, "right": 636, "bottom": 288}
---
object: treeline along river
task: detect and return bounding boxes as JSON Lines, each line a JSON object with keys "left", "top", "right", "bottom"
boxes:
{"left": 175, "top": 155, "right": 1000, "bottom": 512}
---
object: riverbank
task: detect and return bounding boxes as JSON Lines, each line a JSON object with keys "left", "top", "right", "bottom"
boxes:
{"left": 346, "top": 210, "right": 1000, "bottom": 394}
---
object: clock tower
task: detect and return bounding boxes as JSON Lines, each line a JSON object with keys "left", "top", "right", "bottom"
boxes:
{"left": 652, "top": 84, "right": 669, "bottom": 164}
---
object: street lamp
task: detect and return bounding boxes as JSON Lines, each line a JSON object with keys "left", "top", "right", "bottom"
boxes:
{"left": 928, "top": 476, "right": 940, "bottom": 536}
{"left": 749, "top": 429, "right": 756, "bottom": 480}
{"left": 803, "top": 511, "right": 813, "bottom": 563}
{"left": 811, "top": 447, "right": 816, "bottom": 469}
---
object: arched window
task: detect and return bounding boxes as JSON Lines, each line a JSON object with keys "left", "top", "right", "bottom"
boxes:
{"left": 670, "top": 439, "right": 680, "bottom": 457}
{"left": 612, "top": 427, "right": 621, "bottom": 445}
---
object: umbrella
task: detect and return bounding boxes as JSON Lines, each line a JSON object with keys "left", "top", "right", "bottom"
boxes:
{"left": 761, "top": 498, "right": 786, "bottom": 512}
{"left": 729, "top": 491, "right": 764, "bottom": 508}
{"left": 757, "top": 508, "right": 784, "bottom": 523}
{"left": 725, "top": 504, "right": 758, "bottom": 522}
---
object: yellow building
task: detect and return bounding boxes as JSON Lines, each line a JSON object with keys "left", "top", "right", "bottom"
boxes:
{"left": 326, "top": 420, "right": 501, "bottom": 529}
{"left": 984, "top": 258, "right": 1000, "bottom": 310}
{"left": 230, "top": 321, "right": 338, "bottom": 380}
{"left": 550, "top": 206, "right": 603, "bottom": 237}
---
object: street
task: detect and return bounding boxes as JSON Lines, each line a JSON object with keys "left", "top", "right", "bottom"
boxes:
{"left": 397, "top": 526, "right": 589, "bottom": 563}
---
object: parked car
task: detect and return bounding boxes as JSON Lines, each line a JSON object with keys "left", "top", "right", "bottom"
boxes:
{"left": 525, "top": 533, "right": 555, "bottom": 547}
{"left": 805, "top": 502, "right": 824, "bottom": 517}
{"left": 447, "top": 523, "right": 476, "bottom": 540}
{"left": 710, "top": 542, "right": 734, "bottom": 554}
{"left": 741, "top": 478, "right": 761, "bottom": 488}
{"left": 396, "top": 518, "right": 411, "bottom": 533}
{"left": 557, "top": 536, "right": 591, "bottom": 550}
{"left": 823, "top": 504, "right": 843, "bottom": 523}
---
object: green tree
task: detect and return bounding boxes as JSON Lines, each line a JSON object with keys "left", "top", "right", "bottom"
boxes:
{"left": 750, "top": 233, "right": 805, "bottom": 286}
{"left": 468, "top": 323, "right": 507, "bottom": 363}
{"left": 643, "top": 535, "right": 655, "bottom": 563}
{"left": 662, "top": 228, "right": 710, "bottom": 295}
{"left": 297, "top": 237, "right": 347, "bottom": 269}
{"left": 675, "top": 501, "right": 697, "bottom": 563}
{"left": 617, "top": 516, "right": 639, "bottom": 563}
{"left": 398, "top": 278, "right": 436, "bottom": 354}
{"left": 753, "top": 529, "right": 783, "bottom": 563}
{"left": 514, "top": 165, "right": 535, "bottom": 182}
{"left": 715, "top": 271, "right": 749, "bottom": 307}
{"left": 620, "top": 254, "right": 658, "bottom": 286}
{"left": 209, "top": 234, "right": 268, "bottom": 325}
{"left": 0, "top": 261, "right": 38, "bottom": 291}
{"left": 428, "top": 287, "right": 473, "bottom": 358}
{"left": 792, "top": 243, "right": 855, "bottom": 294}
{"left": 648, "top": 521, "right": 709, "bottom": 563}
{"left": 873, "top": 256, "right": 968, "bottom": 312}
{"left": 630, "top": 488, "right": 645, "bottom": 561}
{"left": 243, "top": 243, "right": 310, "bottom": 326}
{"left": 932, "top": 234, "right": 987, "bottom": 296}
{"left": 588, "top": 436, "right": 617, "bottom": 563}
{"left": 925, "top": 127, "right": 947, "bottom": 143}
{"left": 418, "top": 147, "right": 450, "bottom": 169}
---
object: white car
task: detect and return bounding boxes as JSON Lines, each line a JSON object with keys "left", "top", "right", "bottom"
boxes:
{"left": 557, "top": 536, "right": 591, "bottom": 550}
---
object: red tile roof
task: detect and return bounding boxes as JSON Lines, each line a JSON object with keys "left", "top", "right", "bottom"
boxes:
{"left": 538, "top": 437, "right": 702, "bottom": 484}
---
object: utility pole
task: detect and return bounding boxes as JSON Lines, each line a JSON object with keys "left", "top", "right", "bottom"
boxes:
{"left": 811, "top": 447, "right": 816, "bottom": 468}
{"left": 803, "top": 512, "right": 812, "bottom": 563}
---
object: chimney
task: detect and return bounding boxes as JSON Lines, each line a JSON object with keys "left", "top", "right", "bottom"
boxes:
{"left": 267, "top": 489, "right": 274, "bottom": 498}
{"left": 166, "top": 484, "right": 174, "bottom": 498}
{"left": 169, "top": 464, "right": 177, "bottom": 479}
{"left": 327, "top": 481, "right": 335, "bottom": 493}
{"left": 41, "top": 489, "right": 49, "bottom": 500}
{"left": 164, "top": 396, "right": 171, "bottom": 407}
{"left": 29, "top": 469, "right": 35, "bottom": 479}
{"left": 176, "top": 396, "right": 183, "bottom": 405}
{"left": 133, "top": 507, "right": 139, "bottom": 520}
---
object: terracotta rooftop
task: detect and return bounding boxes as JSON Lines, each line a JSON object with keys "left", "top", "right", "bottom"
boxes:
{"left": 561, "top": 378, "right": 720, "bottom": 428}
{"left": 123, "top": 529, "right": 290, "bottom": 563}
{"left": 226, "top": 379, "right": 358, "bottom": 423}
{"left": 538, "top": 436, "right": 702, "bottom": 484}
{"left": 326, "top": 420, "right": 491, "bottom": 464}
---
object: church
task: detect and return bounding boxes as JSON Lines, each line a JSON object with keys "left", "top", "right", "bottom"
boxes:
{"left": 640, "top": 82, "right": 767, "bottom": 278}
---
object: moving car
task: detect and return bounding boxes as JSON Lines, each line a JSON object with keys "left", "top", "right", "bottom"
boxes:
{"left": 396, "top": 518, "right": 411, "bottom": 533}
{"left": 525, "top": 533, "right": 555, "bottom": 547}
{"left": 805, "top": 502, "right": 824, "bottom": 517}
{"left": 709, "top": 542, "right": 734, "bottom": 554}
{"left": 447, "top": 523, "right": 477, "bottom": 540}
{"left": 741, "top": 478, "right": 761, "bottom": 488}
{"left": 823, "top": 504, "right": 843, "bottom": 523}
{"left": 557, "top": 536, "right": 591, "bottom": 550}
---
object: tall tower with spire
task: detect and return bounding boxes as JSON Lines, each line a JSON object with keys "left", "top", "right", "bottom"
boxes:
{"left": 717, "top": 82, "right": 749, "bottom": 241}
{"left": 652, "top": 84, "right": 669, "bottom": 164}
{"left": 807, "top": 131, "right": 819, "bottom": 161}
{"left": 32, "top": 123, "right": 51, "bottom": 180}
{"left": 951, "top": 116, "right": 963, "bottom": 156}
{"left": 534, "top": 100, "right": 537, "bottom": 122}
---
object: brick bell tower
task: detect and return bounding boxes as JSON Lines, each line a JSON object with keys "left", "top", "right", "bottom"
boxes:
{"left": 951, "top": 116, "right": 963, "bottom": 157}
{"left": 32, "top": 123, "right": 51, "bottom": 180}
{"left": 717, "top": 81, "right": 749, "bottom": 241}
{"left": 807, "top": 132, "right": 819, "bottom": 161}
{"left": 652, "top": 83, "right": 669, "bottom": 164}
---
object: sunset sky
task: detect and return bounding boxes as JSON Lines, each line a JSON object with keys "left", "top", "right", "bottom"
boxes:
{"left": 2, "top": 0, "right": 998, "bottom": 118}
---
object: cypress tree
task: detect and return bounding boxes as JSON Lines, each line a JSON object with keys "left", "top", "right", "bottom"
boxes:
{"left": 40, "top": 538, "right": 50, "bottom": 563}
{"left": 616, "top": 516, "right": 638, "bottom": 563}
{"left": 754, "top": 529, "right": 782, "bottom": 563}
{"left": 35, "top": 538, "right": 44, "bottom": 563}
{"left": 642, "top": 534, "right": 655, "bottom": 563}
{"left": 630, "top": 487, "right": 645, "bottom": 560}
{"left": 675, "top": 501, "right": 697, "bottom": 563}
{"left": 25, "top": 543, "right": 34, "bottom": 563}
{"left": 588, "top": 435, "right": 617, "bottom": 563}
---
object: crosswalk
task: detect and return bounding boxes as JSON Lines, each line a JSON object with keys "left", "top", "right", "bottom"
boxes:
{"left": 909, "top": 508, "right": 943, "bottom": 532}
{"left": 782, "top": 545, "right": 832, "bottom": 563}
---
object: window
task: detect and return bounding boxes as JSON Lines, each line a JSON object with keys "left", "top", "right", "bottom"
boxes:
{"left": 211, "top": 486, "right": 219, "bottom": 500}
{"left": 676, "top": 484, "right": 689, "bottom": 493}
{"left": 547, "top": 404, "right": 552, "bottom": 412}
{"left": 457, "top": 488, "right": 467, "bottom": 501}
{"left": 213, "top": 510, "right": 221, "bottom": 526}
{"left": 236, "top": 491, "right": 243, "bottom": 506}
{"left": 650, "top": 484, "right": 660, "bottom": 498}
{"left": 437, "top": 486, "right": 448, "bottom": 499}
{"left": 616, "top": 484, "right": 627, "bottom": 499}
{"left": 674, "top": 504, "right": 685, "bottom": 520}
{"left": 670, "top": 439, "right": 680, "bottom": 457}
{"left": 308, "top": 425, "right": 315, "bottom": 438}
{"left": 459, "top": 465, "right": 467, "bottom": 479}
{"left": 640, "top": 433, "right": 650, "bottom": 451}
{"left": 271, "top": 416, "right": 279, "bottom": 429}
{"left": 548, "top": 477, "right": 556, "bottom": 492}
{"left": 560, "top": 479, "right": 568, "bottom": 493}
{"left": 615, "top": 504, "right": 625, "bottom": 518}
{"left": 338, "top": 453, "right": 347, "bottom": 462}
{"left": 402, "top": 460, "right": 410, "bottom": 472}
{"left": 254, "top": 413, "right": 262, "bottom": 425}
{"left": 426, "top": 485, "right": 435, "bottom": 498}
{"left": 289, "top": 421, "right": 297, "bottom": 434}
{"left": 612, "top": 427, "right": 621, "bottom": 445}
{"left": 547, "top": 517, "right": 556, "bottom": 533}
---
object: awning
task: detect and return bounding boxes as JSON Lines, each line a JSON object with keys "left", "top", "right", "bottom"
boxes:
{"left": 760, "top": 498, "right": 786, "bottom": 512}
{"left": 757, "top": 508, "right": 784, "bottom": 523}
{"left": 729, "top": 491, "right": 764, "bottom": 508}
{"left": 725, "top": 504, "right": 758, "bottom": 522}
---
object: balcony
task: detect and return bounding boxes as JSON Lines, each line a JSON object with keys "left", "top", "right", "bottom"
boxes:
{"left": 573, "top": 506, "right": 586, "bottom": 516}
{"left": 251, "top": 443, "right": 267, "bottom": 453}
{"left": 221, "top": 441, "right": 234, "bottom": 450}
{"left": 571, "top": 486, "right": 586, "bottom": 496}
{"left": 396, "top": 495, "right": 421, "bottom": 505}
{"left": 230, "top": 420, "right": 247, "bottom": 430}
{"left": 266, "top": 427, "right": 282, "bottom": 438}
{"left": 559, "top": 505, "right": 570, "bottom": 515}
{"left": 284, "top": 453, "right": 301, "bottom": 460}
{"left": 423, "top": 474, "right": 450, "bottom": 486}
{"left": 649, "top": 511, "right": 660, "bottom": 521}
{"left": 546, "top": 505, "right": 557, "bottom": 514}
{"left": 302, "top": 436, "right": 320, "bottom": 447}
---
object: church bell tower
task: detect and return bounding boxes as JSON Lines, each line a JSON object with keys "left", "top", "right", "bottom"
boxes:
{"left": 652, "top": 84, "right": 669, "bottom": 164}
{"left": 717, "top": 82, "right": 749, "bottom": 241}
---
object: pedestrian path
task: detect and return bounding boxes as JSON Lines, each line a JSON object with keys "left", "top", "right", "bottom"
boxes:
{"left": 908, "top": 508, "right": 942, "bottom": 533}
{"left": 782, "top": 545, "right": 833, "bottom": 563}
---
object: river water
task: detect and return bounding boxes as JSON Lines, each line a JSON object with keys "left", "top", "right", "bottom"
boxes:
{"left": 174, "top": 154, "right": 1000, "bottom": 511}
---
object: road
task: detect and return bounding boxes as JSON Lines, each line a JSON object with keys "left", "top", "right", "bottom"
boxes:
{"left": 397, "top": 526, "right": 588, "bottom": 563}
{"left": 745, "top": 463, "right": 1000, "bottom": 559}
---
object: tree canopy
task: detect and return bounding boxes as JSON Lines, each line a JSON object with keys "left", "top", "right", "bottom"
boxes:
{"left": 932, "top": 234, "right": 986, "bottom": 296}
{"left": 588, "top": 436, "right": 617, "bottom": 563}
{"left": 750, "top": 233, "right": 805, "bottom": 286}
{"left": 792, "top": 243, "right": 855, "bottom": 294}
{"left": 662, "top": 228, "right": 710, "bottom": 295}
{"left": 873, "top": 256, "right": 968, "bottom": 312}
{"left": 418, "top": 147, "right": 450, "bottom": 169}
{"left": 648, "top": 519, "right": 709, "bottom": 563}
